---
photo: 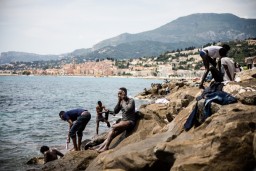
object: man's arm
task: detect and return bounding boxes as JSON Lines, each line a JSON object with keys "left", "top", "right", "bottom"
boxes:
{"left": 223, "top": 64, "right": 233, "bottom": 81}
{"left": 217, "top": 58, "right": 222, "bottom": 71}
{"left": 102, "top": 106, "right": 108, "bottom": 112}
{"left": 199, "top": 56, "right": 210, "bottom": 89}
{"left": 54, "top": 149, "right": 64, "bottom": 158}
{"left": 114, "top": 100, "right": 122, "bottom": 114}
{"left": 66, "top": 119, "right": 73, "bottom": 142}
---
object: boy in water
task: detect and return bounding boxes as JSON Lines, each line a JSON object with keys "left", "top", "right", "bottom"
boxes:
{"left": 40, "top": 146, "right": 64, "bottom": 164}
{"left": 96, "top": 101, "right": 111, "bottom": 135}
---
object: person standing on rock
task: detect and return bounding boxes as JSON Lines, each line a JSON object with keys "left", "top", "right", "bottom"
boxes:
{"left": 199, "top": 44, "right": 230, "bottom": 89}
{"left": 96, "top": 101, "right": 111, "bottom": 135}
{"left": 59, "top": 109, "right": 91, "bottom": 151}
{"left": 96, "top": 87, "right": 136, "bottom": 153}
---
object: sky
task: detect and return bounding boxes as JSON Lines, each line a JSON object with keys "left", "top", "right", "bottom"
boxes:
{"left": 0, "top": 0, "right": 256, "bottom": 55}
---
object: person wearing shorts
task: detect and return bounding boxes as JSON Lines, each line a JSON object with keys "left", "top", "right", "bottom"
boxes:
{"left": 96, "top": 101, "right": 111, "bottom": 135}
{"left": 59, "top": 109, "right": 91, "bottom": 151}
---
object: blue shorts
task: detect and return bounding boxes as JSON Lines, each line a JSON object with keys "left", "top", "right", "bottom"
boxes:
{"left": 69, "top": 112, "right": 91, "bottom": 138}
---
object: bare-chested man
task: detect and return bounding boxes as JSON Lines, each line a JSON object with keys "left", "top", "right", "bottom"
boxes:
{"left": 96, "top": 101, "right": 111, "bottom": 135}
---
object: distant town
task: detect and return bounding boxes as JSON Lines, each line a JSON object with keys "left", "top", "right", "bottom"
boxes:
{"left": 0, "top": 48, "right": 206, "bottom": 79}
{"left": 1, "top": 39, "right": 256, "bottom": 79}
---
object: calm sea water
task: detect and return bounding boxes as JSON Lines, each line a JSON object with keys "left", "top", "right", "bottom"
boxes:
{"left": 0, "top": 76, "right": 161, "bottom": 171}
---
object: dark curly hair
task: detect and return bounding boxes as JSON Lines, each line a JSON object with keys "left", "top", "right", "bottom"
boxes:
{"left": 40, "top": 146, "right": 49, "bottom": 154}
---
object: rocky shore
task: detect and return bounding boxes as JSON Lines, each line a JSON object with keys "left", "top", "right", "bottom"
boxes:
{"left": 27, "top": 69, "right": 256, "bottom": 171}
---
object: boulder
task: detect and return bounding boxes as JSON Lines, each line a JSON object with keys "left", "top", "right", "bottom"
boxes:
{"left": 40, "top": 150, "right": 98, "bottom": 171}
{"left": 154, "top": 103, "right": 256, "bottom": 171}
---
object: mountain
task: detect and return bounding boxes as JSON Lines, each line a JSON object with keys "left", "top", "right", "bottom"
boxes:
{"left": 0, "top": 51, "right": 63, "bottom": 64}
{"left": 1, "top": 13, "right": 256, "bottom": 64}
{"left": 87, "top": 13, "right": 256, "bottom": 59}
{"left": 69, "top": 48, "right": 92, "bottom": 56}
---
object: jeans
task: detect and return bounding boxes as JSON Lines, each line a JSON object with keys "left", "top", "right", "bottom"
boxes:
{"left": 70, "top": 112, "right": 91, "bottom": 138}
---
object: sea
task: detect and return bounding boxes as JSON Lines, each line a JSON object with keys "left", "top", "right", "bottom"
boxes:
{"left": 0, "top": 75, "right": 161, "bottom": 171}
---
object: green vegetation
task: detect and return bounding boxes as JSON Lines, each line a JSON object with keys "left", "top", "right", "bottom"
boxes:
{"left": 22, "top": 70, "right": 31, "bottom": 75}
{"left": 226, "top": 40, "right": 256, "bottom": 65}
{"left": 152, "top": 38, "right": 256, "bottom": 69}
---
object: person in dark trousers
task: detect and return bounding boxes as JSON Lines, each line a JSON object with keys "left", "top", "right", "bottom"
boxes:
{"left": 59, "top": 109, "right": 91, "bottom": 151}
{"left": 96, "top": 87, "right": 136, "bottom": 153}
{"left": 199, "top": 44, "right": 230, "bottom": 89}
{"left": 96, "top": 101, "right": 111, "bottom": 135}
{"left": 40, "top": 146, "right": 64, "bottom": 163}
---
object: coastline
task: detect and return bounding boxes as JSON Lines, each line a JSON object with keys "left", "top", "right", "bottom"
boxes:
{"left": 0, "top": 73, "right": 199, "bottom": 81}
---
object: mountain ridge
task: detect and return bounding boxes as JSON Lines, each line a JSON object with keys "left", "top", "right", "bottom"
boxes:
{"left": 1, "top": 13, "right": 256, "bottom": 64}
{"left": 93, "top": 13, "right": 256, "bottom": 49}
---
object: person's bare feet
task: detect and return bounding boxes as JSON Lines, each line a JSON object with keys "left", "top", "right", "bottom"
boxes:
{"left": 88, "top": 145, "right": 100, "bottom": 150}
{"left": 69, "top": 148, "right": 75, "bottom": 151}
{"left": 97, "top": 146, "right": 108, "bottom": 153}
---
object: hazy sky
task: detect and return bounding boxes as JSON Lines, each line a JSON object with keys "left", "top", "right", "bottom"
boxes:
{"left": 0, "top": 0, "right": 256, "bottom": 55}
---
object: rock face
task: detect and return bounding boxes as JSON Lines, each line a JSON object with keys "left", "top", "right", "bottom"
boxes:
{"left": 35, "top": 69, "right": 256, "bottom": 171}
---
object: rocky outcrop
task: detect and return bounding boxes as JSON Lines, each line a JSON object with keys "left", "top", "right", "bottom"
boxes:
{"left": 31, "top": 69, "right": 256, "bottom": 171}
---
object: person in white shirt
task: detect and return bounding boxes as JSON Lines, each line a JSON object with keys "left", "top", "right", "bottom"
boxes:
{"left": 199, "top": 44, "right": 230, "bottom": 89}
{"left": 208, "top": 48, "right": 235, "bottom": 83}
{"left": 221, "top": 57, "right": 236, "bottom": 81}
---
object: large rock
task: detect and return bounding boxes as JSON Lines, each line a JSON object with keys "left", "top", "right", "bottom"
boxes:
{"left": 40, "top": 150, "right": 98, "bottom": 171}
{"left": 154, "top": 103, "right": 256, "bottom": 171}
{"left": 86, "top": 102, "right": 256, "bottom": 171}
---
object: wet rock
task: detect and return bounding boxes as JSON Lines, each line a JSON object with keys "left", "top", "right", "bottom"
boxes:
{"left": 40, "top": 150, "right": 98, "bottom": 171}
{"left": 26, "top": 156, "right": 44, "bottom": 165}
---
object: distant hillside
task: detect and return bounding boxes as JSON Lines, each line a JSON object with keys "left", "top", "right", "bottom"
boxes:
{"left": 84, "top": 41, "right": 195, "bottom": 60}
{"left": 88, "top": 13, "right": 256, "bottom": 59}
{"left": 69, "top": 48, "right": 92, "bottom": 56}
{"left": 0, "top": 51, "right": 62, "bottom": 64}
{"left": 1, "top": 13, "right": 256, "bottom": 64}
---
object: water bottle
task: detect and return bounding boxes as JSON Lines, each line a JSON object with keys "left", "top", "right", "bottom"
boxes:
{"left": 66, "top": 138, "right": 69, "bottom": 150}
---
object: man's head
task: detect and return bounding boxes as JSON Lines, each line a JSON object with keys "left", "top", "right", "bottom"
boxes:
{"left": 118, "top": 87, "right": 127, "bottom": 100}
{"left": 119, "top": 87, "right": 127, "bottom": 95}
{"left": 40, "top": 146, "right": 49, "bottom": 154}
{"left": 219, "top": 48, "right": 228, "bottom": 57}
{"left": 222, "top": 44, "right": 230, "bottom": 52}
{"left": 98, "top": 101, "right": 102, "bottom": 106}
{"left": 59, "top": 111, "right": 65, "bottom": 120}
